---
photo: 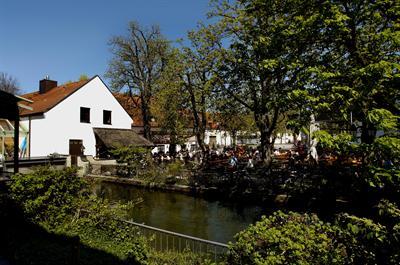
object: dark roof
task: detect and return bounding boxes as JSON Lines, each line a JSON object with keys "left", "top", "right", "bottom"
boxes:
{"left": 20, "top": 79, "right": 91, "bottom": 116}
{"left": 93, "top": 128, "right": 153, "bottom": 148}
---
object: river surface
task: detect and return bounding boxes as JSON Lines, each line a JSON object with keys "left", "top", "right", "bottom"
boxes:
{"left": 92, "top": 182, "right": 269, "bottom": 243}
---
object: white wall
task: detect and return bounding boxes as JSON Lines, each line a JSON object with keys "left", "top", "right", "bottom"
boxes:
{"left": 204, "top": 130, "right": 232, "bottom": 147}
{"left": 21, "top": 76, "right": 133, "bottom": 157}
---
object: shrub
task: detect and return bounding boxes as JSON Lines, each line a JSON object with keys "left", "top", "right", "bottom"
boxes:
{"left": 9, "top": 166, "right": 85, "bottom": 226}
{"left": 336, "top": 200, "right": 400, "bottom": 265}
{"left": 62, "top": 196, "right": 149, "bottom": 264}
{"left": 7, "top": 167, "right": 150, "bottom": 264}
{"left": 112, "top": 146, "right": 154, "bottom": 178}
{"left": 336, "top": 213, "right": 387, "bottom": 264}
{"left": 227, "top": 211, "right": 348, "bottom": 265}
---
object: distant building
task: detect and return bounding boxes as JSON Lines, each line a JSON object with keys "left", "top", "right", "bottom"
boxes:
{"left": 114, "top": 93, "right": 233, "bottom": 153}
{"left": 19, "top": 76, "right": 149, "bottom": 158}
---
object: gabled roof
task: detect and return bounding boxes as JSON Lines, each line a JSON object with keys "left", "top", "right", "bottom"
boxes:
{"left": 19, "top": 78, "right": 92, "bottom": 116}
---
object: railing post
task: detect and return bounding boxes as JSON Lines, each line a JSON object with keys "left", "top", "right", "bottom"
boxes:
{"left": 120, "top": 219, "right": 228, "bottom": 260}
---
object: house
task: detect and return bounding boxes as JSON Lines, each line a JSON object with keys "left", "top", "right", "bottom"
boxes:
{"left": 114, "top": 93, "right": 234, "bottom": 153}
{"left": 19, "top": 76, "right": 150, "bottom": 159}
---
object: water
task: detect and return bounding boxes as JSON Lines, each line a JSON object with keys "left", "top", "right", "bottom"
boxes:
{"left": 92, "top": 181, "right": 268, "bottom": 243}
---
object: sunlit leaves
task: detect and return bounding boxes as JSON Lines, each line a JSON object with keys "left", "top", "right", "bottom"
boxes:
{"left": 367, "top": 109, "right": 399, "bottom": 131}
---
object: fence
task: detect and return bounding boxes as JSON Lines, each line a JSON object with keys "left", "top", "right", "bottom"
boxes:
{"left": 121, "top": 219, "right": 229, "bottom": 262}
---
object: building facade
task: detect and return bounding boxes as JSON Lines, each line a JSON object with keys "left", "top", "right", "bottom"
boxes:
{"left": 20, "top": 76, "right": 133, "bottom": 157}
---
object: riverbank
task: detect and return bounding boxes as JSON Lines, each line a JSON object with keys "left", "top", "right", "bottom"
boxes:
{"left": 85, "top": 163, "right": 361, "bottom": 222}
{"left": 85, "top": 173, "right": 294, "bottom": 208}
{"left": 85, "top": 174, "right": 218, "bottom": 196}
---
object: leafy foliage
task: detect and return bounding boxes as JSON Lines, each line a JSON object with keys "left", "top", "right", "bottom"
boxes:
{"left": 211, "top": 0, "right": 323, "bottom": 165}
{"left": 7, "top": 167, "right": 150, "bottom": 264}
{"left": 9, "top": 167, "right": 85, "bottom": 226}
{"left": 314, "top": 130, "right": 355, "bottom": 154}
{"left": 152, "top": 49, "right": 191, "bottom": 155}
{"left": 336, "top": 200, "right": 400, "bottom": 265}
{"left": 111, "top": 146, "right": 154, "bottom": 178}
{"left": 62, "top": 196, "right": 149, "bottom": 264}
{"left": 305, "top": 0, "right": 399, "bottom": 144}
{"left": 227, "top": 211, "right": 348, "bottom": 265}
{"left": 367, "top": 109, "right": 399, "bottom": 132}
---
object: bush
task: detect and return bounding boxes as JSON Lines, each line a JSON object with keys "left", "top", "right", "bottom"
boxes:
{"left": 336, "top": 200, "right": 400, "bottom": 265}
{"left": 112, "top": 146, "right": 153, "bottom": 178}
{"left": 7, "top": 167, "right": 150, "bottom": 264}
{"left": 9, "top": 166, "right": 85, "bottom": 226}
{"left": 336, "top": 213, "right": 387, "bottom": 264}
{"left": 62, "top": 196, "right": 149, "bottom": 264}
{"left": 227, "top": 211, "right": 348, "bottom": 265}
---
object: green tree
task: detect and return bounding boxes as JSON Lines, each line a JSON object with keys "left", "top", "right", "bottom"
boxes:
{"left": 181, "top": 25, "right": 224, "bottom": 156}
{"left": 106, "top": 21, "right": 170, "bottom": 140}
{"left": 211, "top": 0, "right": 322, "bottom": 166}
{"left": 213, "top": 98, "right": 257, "bottom": 147}
{"left": 152, "top": 49, "right": 191, "bottom": 156}
{"left": 160, "top": 25, "right": 223, "bottom": 157}
{"left": 307, "top": 0, "right": 400, "bottom": 144}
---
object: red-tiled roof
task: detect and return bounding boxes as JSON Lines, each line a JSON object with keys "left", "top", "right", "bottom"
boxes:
{"left": 113, "top": 93, "right": 159, "bottom": 127}
{"left": 20, "top": 79, "right": 89, "bottom": 116}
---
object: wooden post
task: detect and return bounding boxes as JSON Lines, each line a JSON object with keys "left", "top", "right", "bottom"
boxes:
{"left": 13, "top": 105, "right": 19, "bottom": 174}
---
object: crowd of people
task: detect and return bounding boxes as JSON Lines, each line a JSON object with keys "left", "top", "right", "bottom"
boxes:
{"left": 151, "top": 142, "right": 315, "bottom": 171}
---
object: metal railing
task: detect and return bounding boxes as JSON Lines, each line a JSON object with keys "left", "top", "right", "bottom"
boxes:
{"left": 121, "top": 219, "right": 228, "bottom": 262}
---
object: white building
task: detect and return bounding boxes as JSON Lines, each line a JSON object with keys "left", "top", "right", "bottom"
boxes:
{"left": 20, "top": 76, "right": 137, "bottom": 157}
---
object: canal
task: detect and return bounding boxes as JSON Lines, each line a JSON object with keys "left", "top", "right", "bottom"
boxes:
{"left": 93, "top": 181, "right": 269, "bottom": 243}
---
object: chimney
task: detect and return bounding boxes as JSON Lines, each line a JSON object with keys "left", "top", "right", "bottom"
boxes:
{"left": 39, "top": 76, "right": 57, "bottom": 94}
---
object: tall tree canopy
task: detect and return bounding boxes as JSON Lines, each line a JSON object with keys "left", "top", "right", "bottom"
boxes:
{"left": 160, "top": 25, "right": 223, "bottom": 156}
{"left": 106, "top": 21, "right": 169, "bottom": 140}
{"left": 307, "top": 0, "right": 400, "bottom": 144}
{"left": 211, "top": 0, "right": 322, "bottom": 165}
{"left": 152, "top": 49, "right": 191, "bottom": 155}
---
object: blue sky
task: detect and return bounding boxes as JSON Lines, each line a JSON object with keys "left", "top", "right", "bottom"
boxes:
{"left": 0, "top": 0, "right": 211, "bottom": 93}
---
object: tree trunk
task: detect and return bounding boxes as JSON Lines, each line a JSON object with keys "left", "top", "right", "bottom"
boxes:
{"left": 360, "top": 123, "right": 375, "bottom": 144}
{"left": 260, "top": 129, "right": 273, "bottom": 167}
{"left": 186, "top": 82, "right": 206, "bottom": 157}
{"left": 231, "top": 131, "right": 237, "bottom": 147}
{"left": 169, "top": 143, "right": 177, "bottom": 157}
{"left": 141, "top": 97, "right": 152, "bottom": 140}
{"left": 293, "top": 132, "right": 298, "bottom": 145}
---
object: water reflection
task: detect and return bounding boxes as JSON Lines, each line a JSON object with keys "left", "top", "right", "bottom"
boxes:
{"left": 93, "top": 181, "right": 268, "bottom": 243}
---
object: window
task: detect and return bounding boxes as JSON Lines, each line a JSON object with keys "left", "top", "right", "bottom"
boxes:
{"left": 80, "top": 107, "right": 90, "bottom": 123}
{"left": 103, "top": 110, "right": 112, "bottom": 125}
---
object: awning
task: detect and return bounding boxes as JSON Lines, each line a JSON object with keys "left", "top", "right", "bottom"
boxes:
{"left": 93, "top": 128, "right": 153, "bottom": 148}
